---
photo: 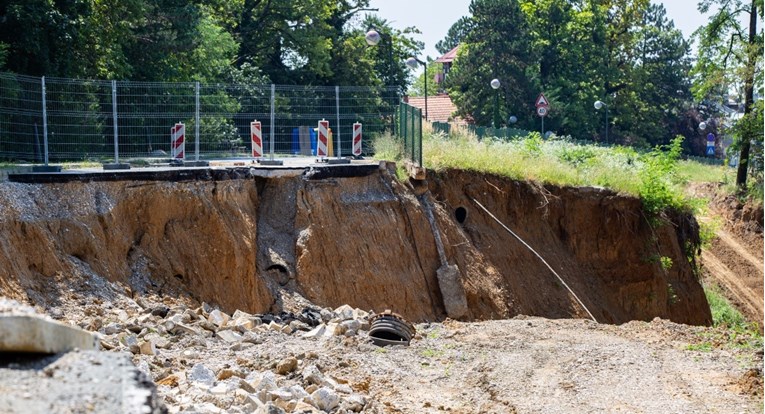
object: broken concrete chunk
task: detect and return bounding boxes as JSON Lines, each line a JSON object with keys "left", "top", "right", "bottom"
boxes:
{"left": 342, "top": 394, "right": 367, "bottom": 412}
{"left": 102, "top": 322, "right": 123, "bottom": 335}
{"left": 232, "top": 310, "right": 252, "bottom": 320}
{"left": 301, "top": 365, "right": 325, "bottom": 385}
{"left": 339, "top": 320, "right": 362, "bottom": 336}
{"left": 267, "top": 321, "right": 282, "bottom": 332}
{"left": 217, "top": 330, "right": 244, "bottom": 343}
{"left": 139, "top": 340, "right": 156, "bottom": 355}
{"left": 302, "top": 325, "right": 326, "bottom": 339}
{"left": 275, "top": 356, "right": 298, "bottom": 375}
{"left": 310, "top": 387, "right": 340, "bottom": 412}
{"left": 333, "top": 304, "right": 355, "bottom": 321}
{"left": 0, "top": 315, "right": 99, "bottom": 353}
{"left": 208, "top": 309, "right": 230, "bottom": 327}
{"left": 188, "top": 363, "right": 216, "bottom": 388}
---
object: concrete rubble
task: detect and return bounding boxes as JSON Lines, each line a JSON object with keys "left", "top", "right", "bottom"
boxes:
{"left": 88, "top": 298, "right": 381, "bottom": 413}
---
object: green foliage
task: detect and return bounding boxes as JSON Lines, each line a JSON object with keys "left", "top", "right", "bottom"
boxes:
{"left": 0, "top": 42, "right": 7, "bottom": 69}
{"left": 446, "top": 0, "right": 690, "bottom": 147}
{"left": 408, "top": 58, "right": 442, "bottom": 96}
{"left": 660, "top": 256, "right": 673, "bottom": 271}
{"left": 558, "top": 145, "right": 597, "bottom": 167}
{"left": 371, "top": 131, "right": 403, "bottom": 162}
{"left": 435, "top": 16, "right": 472, "bottom": 55}
{"left": 0, "top": 0, "right": 422, "bottom": 94}
{"left": 704, "top": 285, "right": 763, "bottom": 349}
{"left": 692, "top": 0, "right": 763, "bottom": 189}
{"left": 702, "top": 283, "right": 763, "bottom": 351}
{"left": 705, "top": 284, "right": 750, "bottom": 329}
{"left": 521, "top": 132, "right": 543, "bottom": 157}
{"left": 637, "top": 135, "right": 688, "bottom": 217}
{"left": 446, "top": 0, "right": 534, "bottom": 128}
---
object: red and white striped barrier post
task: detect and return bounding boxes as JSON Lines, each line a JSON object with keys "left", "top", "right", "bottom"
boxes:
{"left": 352, "top": 122, "right": 362, "bottom": 157}
{"left": 250, "top": 120, "right": 262, "bottom": 158}
{"left": 171, "top": 122, "right": 185, "bottom": 160}
{"left": 170, "top": 125, "right": 177, "bottom": 157}
{"left": 317, "top": 119, "right": 329, "bottom": 157}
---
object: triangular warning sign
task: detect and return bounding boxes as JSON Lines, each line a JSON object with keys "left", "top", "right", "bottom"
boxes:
{"left": 535, "top": 93, "right": 549, "bottom": 108}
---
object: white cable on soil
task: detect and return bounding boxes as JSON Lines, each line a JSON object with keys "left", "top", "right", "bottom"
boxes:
{"left": 470, "top": 197, "right": 598, "bottom": 323}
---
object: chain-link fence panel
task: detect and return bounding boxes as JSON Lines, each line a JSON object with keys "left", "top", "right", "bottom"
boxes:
{"left": 0, "top": 71, "right": 400, "bottom": 162}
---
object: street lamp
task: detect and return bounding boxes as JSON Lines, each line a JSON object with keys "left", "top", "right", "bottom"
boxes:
{"left": 508, "top": 115, "right": 517, "bottom": 124}
{"left": 366, "top": 28, "right": 395, "bottom": 133}
{"left": 491, "top": 79, "right": 500, "bottom": 128}
{"left": 365, "top": 28, "right": 393, "bottom": 85}
{"left": 594, "top": 100, "right": 608, "bottom": 144}
{"left": 406, "top": 57, "right": 427, "bottom": 120}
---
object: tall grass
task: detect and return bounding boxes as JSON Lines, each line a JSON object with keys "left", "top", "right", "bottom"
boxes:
{"left": 424, "top": 126, "right": 645, "bottom": 194}
{"left": 374, "top": 126, "right": 732, "bottom": 216}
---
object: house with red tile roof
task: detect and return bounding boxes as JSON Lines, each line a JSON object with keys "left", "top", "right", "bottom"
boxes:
{"left": 404, "top": 45, "right": 466, "bottom": 124}
{"left": 404, "top": 94, "right": 461, "bottom": 123}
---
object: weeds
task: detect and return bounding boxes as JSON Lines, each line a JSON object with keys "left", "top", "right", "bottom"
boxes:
{"left": 637, "top": 136, "right": 688, "bottom": 218}
{"left": 686, "top": 283, "right": 764, "bottom": 352}
{"left": 375, "top": 127, "right": 728, "bottom": 220}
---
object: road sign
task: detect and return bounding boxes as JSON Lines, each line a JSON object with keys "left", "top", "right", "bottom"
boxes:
{"left": 706, "top": 146, "right": 715, "bottom": 156}
{"left": 537, "top": 106, "right": 548, "bottom": 117}
{"left": 535, "top": 93, "right": 549, "bottom": 108}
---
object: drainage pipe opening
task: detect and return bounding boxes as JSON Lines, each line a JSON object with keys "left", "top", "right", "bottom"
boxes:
{"left": 368, "top": 310, "right": 416, "bottom": 347}
{"left": 454, "top": 206, "right": 468, "bottom": 224}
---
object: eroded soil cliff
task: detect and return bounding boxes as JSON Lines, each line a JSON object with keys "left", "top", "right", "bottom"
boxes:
{"left": 0, "top": 164, "right": 711, "bottom": 325}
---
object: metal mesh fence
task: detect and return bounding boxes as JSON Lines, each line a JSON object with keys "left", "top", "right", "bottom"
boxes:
{"left": 0, "top": 72, "right": 399, "bottom": 162}
{"left": 398, "top": 102, "right": 422, "bottom": 166}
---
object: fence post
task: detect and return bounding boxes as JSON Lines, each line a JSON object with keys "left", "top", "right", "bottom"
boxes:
{"left": 195, "top": 81, "right": 200, "bottom": 161}
{"left": 335, "top": 85, "right": 341, "bottom": 158}
{"left": 402, "top": 103, "right": 407, "bottom": 148}
{"left": 112, "top": 80, "right": 119, "bottom": 163}
{"left": 41, "top": 76, "right": 49, "bottom": 166}
{"left": 270, "top": 84, "right": 275, "bottom": 161}
{"left": 411, "top": 107, "right": 416, "bottom": 163}
{"left": 418, "top": 108, "right": 423, "bottom": 166}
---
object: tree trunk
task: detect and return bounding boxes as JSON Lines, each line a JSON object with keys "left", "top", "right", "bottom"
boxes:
{"left": 735, "top": 0, "right": 757, "bottom": 188}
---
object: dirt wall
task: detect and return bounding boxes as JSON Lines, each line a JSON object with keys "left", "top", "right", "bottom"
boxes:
{"left": 0, "top": 165, "right": 711, "bottom": 325}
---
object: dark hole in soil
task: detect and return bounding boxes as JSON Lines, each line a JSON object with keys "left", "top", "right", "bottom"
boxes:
{"left": 267, "top": 264, "right": 290, "bottom": 286}
{"left": 455, "top": 206, "right": 467, "bottom": 224}
{"left": 174, "top": 274, "right": 183, "bottom": 280}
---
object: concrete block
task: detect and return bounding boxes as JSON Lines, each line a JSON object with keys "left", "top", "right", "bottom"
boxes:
{"left": 437, "top": 264, "right": 469, "bottom": 319}
{"left": 0, "top": 315, "right": 98, "bottom": 353}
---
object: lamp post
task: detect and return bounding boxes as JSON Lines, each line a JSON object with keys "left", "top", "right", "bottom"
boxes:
{"left": 508, "top": 115, "right": 517, "bottom": 125}
{"left": 491, "top": 79, "right": 500, "bottom": 128}
{"left": 594, "top": 100, "right": 608, "bottom": 144}
{"left": 366, "top": 28, "right": 396, "bottom": 133}
{"left": 365, "top": 29, "right": 393, "bottom": 85}
{"left": 406, "top": 57, "right": 428, "bottom": 120}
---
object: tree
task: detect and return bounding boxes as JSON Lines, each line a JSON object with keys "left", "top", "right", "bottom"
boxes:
{"left": 693, "top": 0, "right": 764, "bottom": 189}
{"left": 446, "top": 0, "right": 535, "bottom": 128}
{"left": 617, "top": 3, "right": 692, "bottom": 146}
{"left": 408, "top": 58, "right": 441, "bottom": 96}
{"left": 435, "top": 16, "right": 472, "bottom": 55}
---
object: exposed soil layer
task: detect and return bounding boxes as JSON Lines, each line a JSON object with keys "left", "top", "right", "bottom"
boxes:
{"left": 0, "top": 165, "right": 711, "bottom": 325}
{"left": 704, "top": 189, "right": 764, "bottom": 324}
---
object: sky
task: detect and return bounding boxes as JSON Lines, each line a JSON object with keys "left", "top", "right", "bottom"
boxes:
{"left": 367, "top": 0, "right": 711, "bottom": 62}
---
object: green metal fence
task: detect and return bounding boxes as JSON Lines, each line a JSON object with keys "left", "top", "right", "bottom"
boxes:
{"left": 397, "top": 102, "right": 422, "bottom": 167}
{"left": 468, "top": 125, "right": 528, "bottom": 140}
{"left": 432, "top": 121, "right": 528, "bottom": 141}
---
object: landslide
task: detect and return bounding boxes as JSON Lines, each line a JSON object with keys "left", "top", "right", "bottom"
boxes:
{"left": 0, "top": 164, "right": 711, "bottom": 325}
